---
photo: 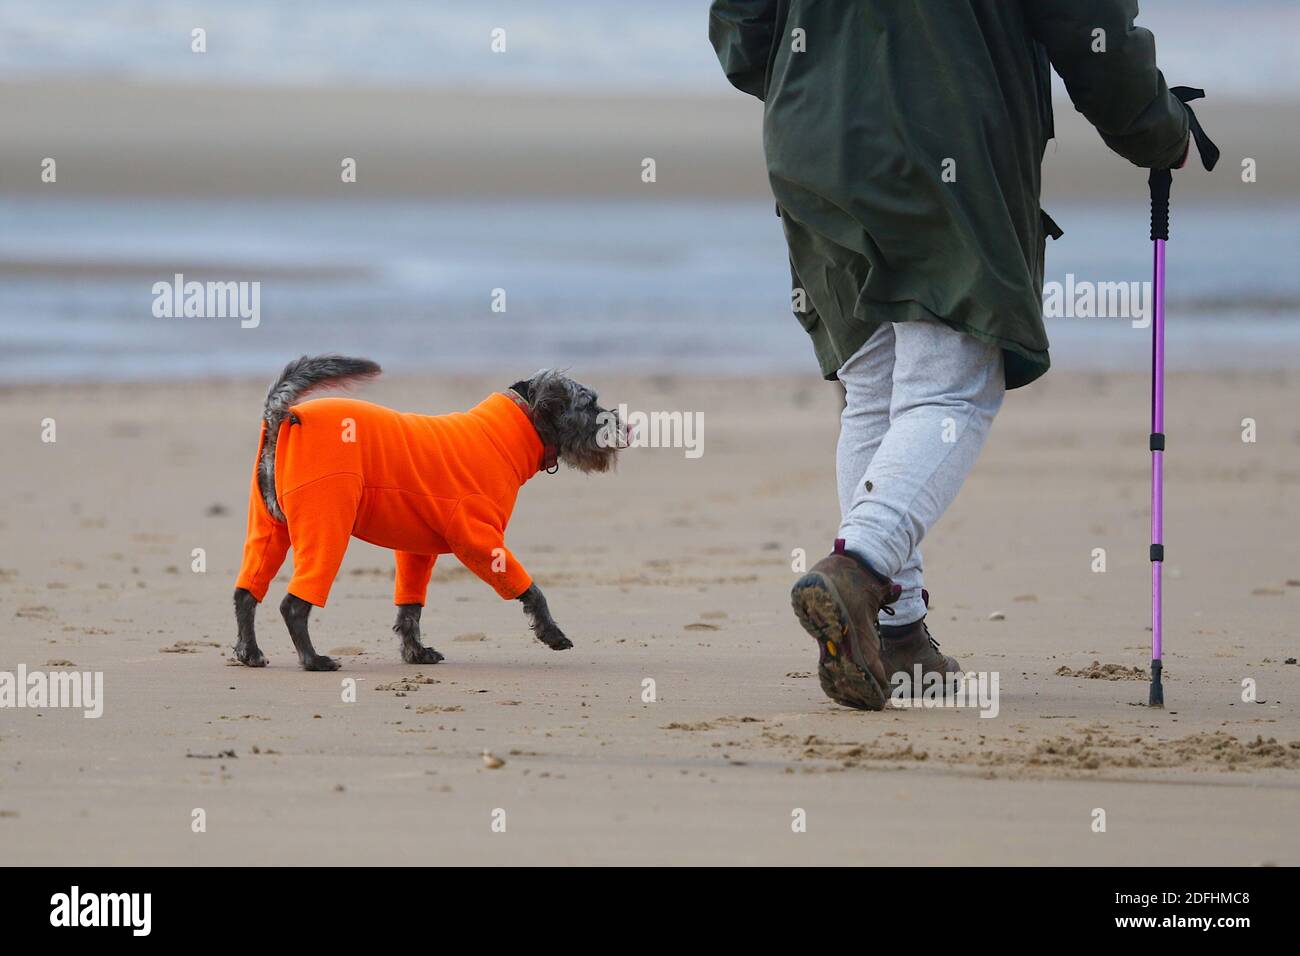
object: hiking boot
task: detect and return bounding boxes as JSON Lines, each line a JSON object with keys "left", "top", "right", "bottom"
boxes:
{"left": 791, "top": 539, "right": 900, "bottom": 710}
{"left": 879, "top": 590, "right": 962, "bottom": 696}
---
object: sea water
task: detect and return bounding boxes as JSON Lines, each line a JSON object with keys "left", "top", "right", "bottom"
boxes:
{"left": 1, "top": 196, "right": 1296, "bottom": 383}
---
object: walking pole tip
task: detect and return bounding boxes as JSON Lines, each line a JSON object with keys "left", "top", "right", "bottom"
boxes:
{"left": 1148, "top": 660, "right": 1164, "bottom": 708}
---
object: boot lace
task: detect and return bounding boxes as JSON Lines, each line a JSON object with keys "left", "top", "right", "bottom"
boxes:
{"left": 879, "top": 582, "right": 902, "bottom": 616}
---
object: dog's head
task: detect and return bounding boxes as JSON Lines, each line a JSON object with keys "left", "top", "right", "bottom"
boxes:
{"left": 515, "top": 370, "right": 624, "bottom": 474}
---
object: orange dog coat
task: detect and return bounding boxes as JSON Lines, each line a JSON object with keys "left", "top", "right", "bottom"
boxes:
{"left": 235, "top": 392, "right": 546, "bottom": 608}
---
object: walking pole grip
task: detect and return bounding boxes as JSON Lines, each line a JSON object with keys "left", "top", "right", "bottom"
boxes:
{"left": 1148, "top": 87, "right": 1220, "bottom": 243}
{"left": 1149, "top": 169, "right": 1172, "bottom": 242}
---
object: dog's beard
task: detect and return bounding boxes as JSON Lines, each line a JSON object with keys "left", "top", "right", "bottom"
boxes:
{"left": 561, "top": 435, "right": 619, "bottom": 473}
{"left": 556, "top": 407, "right": 624, "bottom": 473}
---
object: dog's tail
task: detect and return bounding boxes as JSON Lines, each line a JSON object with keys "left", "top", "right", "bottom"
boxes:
{"left": 258, "top": 355, "right": 382, "bottom": 520}
{"left": 263, "top": 354, "right": 382, "bottom": 436}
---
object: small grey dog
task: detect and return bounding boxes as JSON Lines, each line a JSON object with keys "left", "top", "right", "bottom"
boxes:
{"left": 231, "top": 355, "right": 622, "bottom": 671}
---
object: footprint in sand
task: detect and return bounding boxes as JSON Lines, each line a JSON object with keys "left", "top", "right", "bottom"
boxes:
{"left": 160, "top": 640, "right": 222, "bottom": 653}
{"left": 16, "top": 605, "right": 56, "bottom": 620}
{"left": 1055, "top": 661, "right": 1149, "bottom": 681}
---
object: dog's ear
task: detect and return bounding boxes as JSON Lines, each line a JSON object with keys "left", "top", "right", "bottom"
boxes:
{"left": 508, "top": 378, "right": 533, "bottom": 404}
{"left": 526, "top": 370, "right": 573, "bottom": 432}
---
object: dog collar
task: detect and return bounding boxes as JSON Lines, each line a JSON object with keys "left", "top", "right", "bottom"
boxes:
{"left": 503, "top": 389, "right": 559, "bottom": 474}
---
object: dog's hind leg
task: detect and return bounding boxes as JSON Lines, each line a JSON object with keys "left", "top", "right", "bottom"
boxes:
{"left": 393, "top": 604, "right": 445, "bottom": 665}
{"left": 233, "top": 469, "right": 291, "bottom": 668}
{"left": 233, "top": 588, "right": 267, "bottom": 667}
{"left": 278, "top": 476, "right": 361, "bottom": 672}
{"left": 280, "top": 594, "right": 339, "bottom": 672}
{"left": 517, "top": 583, "right": 573, "bottom": 650}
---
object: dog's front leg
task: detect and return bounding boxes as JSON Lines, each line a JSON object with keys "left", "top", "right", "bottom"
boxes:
{"left": 517, "top": 583, "right": 573, "bottom": 650}
{"left": 233, "top": 587, "right": 268, "bottom": 667}
{"left": 280, "top": 593, "right": 340, "bottom": 671}
{"left": 393, "top": 604, "right": 445, "bottom": 665}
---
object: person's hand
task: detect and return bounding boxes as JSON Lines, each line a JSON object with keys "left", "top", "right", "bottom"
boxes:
{"left": 1175, "top": 139, "right": 1190, "bottom": 169}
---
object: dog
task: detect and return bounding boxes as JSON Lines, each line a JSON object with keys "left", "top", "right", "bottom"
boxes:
{"left": 231, "top": 355, "right": 622, "bottom": 671}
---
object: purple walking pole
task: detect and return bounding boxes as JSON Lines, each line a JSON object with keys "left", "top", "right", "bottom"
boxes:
{"left": 1147, "top": 168, "right": 1171, "bottom": 708}
{"left": 1143, "top": 86, "right": 1219, "bottom": 708}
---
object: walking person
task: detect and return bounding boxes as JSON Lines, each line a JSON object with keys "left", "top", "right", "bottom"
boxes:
{"left": 709, "top": 0, "right": 1192, "bottom": 709}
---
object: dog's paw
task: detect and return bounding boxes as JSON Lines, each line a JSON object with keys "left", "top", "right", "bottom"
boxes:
{"left": 401, "top": 644, "right": 445, "bottom": 665}
{"left": 537, "top": 627, "right": 573, "bottom": 651}
{"left": 302, "top": 654, "right": 341, "bottom": 672}
{"left": 234, "top": 642, "right": 268, "bottom": 668}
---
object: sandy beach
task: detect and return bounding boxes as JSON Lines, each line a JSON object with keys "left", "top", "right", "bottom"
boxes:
{"left": 3, "top": 0, "right": 1298, "bottom": 869}
{"left": 3, "top": 369, "right": 1298, "bottom": 865}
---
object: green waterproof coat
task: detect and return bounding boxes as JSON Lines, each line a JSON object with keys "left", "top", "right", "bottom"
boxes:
{"left": 710, "top": 0, "right": 1190, "bottom": 388}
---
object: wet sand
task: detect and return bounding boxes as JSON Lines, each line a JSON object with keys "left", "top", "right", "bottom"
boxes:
{"left": 1, "top": 80, "right": 1295, "bottom": 201}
